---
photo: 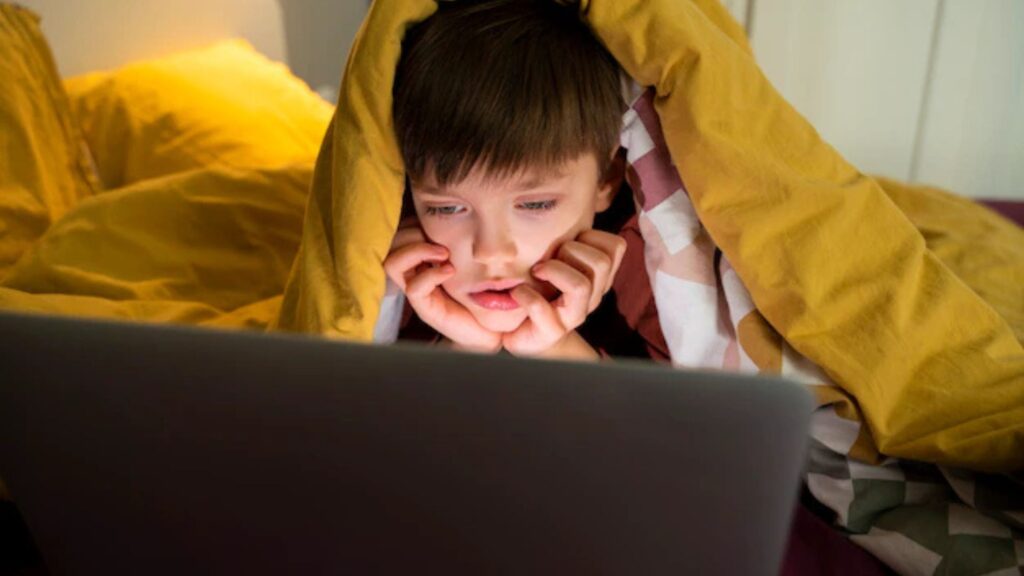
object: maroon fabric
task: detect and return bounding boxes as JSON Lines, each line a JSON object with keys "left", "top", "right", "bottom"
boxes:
{"left": 978, "top": 199, "right": 1024, "bottom": 227}
{"left": 602, "top": 213, "right": 671, "bottom": 361}
{"left": 779, "top": 506, "right": 892, "bottom": 576}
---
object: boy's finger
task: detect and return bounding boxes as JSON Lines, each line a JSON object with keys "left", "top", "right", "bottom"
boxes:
{"left": 383, "top": 243, "right": 449, "bottom": 289}
{"left": 509, "top": 284, "right": 563, "bottom": 336}
{"left": 556, "top": 241, "right": 612, "bottom": 313}
{"left": 390, "top": 221, "right": 427, "bottom": 250}
{"left": 576, "top": 229, "right": 627, "bottom": 293}
{"left": 531, "top": 260, "right": 589, "bottom": 328}
{"left": 405, "top": 263, "right": 455, "bottom": 301}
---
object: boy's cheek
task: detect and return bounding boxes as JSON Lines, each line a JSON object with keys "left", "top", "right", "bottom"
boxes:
{"left": 536, "top": 223, "right": 588, "bottom": 266}
{"left": 417, "top": 226, "right": 462, "bottom": 267}
{"left": 415, "top": 220, "right": 444, "bottom": 246}
{"left": 439, "top": 282, "right": 459, "bottom": 301}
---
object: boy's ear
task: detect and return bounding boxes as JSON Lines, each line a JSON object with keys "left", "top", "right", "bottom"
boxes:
{"left": 595, "top": 149, "right": 626, "bottom": 213}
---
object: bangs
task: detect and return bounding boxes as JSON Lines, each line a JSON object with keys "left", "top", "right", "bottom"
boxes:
{"left": 393, "top": 0, "right": 624, "bottom": 186}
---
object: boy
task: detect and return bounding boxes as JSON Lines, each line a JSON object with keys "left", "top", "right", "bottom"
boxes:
{"left": 383, "top": 0, "right": 638, "bottom": 361}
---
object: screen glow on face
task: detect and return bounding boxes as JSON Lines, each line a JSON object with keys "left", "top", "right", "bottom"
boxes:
{"left": 410, "top": 154, "right": 606, "bottom": 333}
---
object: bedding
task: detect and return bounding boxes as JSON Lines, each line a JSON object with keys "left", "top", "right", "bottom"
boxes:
{"left": 277, "top": 0, "right": 1024, "bottom": 469}
{"left": 0, "top": 8, "right": 320, "bottom": 328}
{"left": 0, "top": 165, "right": 311, "bottom": 328}
{"left": 878, "top": 176, "right": 1024, "bottom": 344}
{"left": 1, "top": 1, "right": 1022, "bottom": 574}
{"left": 273, "top": 0, "right": 1024, "bottom": 573}
{"left": 0, "top": 5, "right": 101, "bottom": 277}
{"left": 64, "top": 39, "right": 333, "bottom": 189}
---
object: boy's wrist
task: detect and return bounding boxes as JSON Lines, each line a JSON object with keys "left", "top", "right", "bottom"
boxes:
{"left": 536, "top": 331, "right": 599, "bottom": 362}
{"left": 439, "top": 332, "right": 600, "bottom": 361}
{"left": 442, "top": 337, "right": 501, "bottom": 354}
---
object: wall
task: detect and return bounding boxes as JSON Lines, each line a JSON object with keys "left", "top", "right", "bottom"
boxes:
{"left": 19, "top": 0, "right": 288, "bottom": 76}
{"left": 278, "top": 0, "right": 367, "bottom": 102}
{"left": 913, "top": 0, "right": 1023, "bottom": 201}
{"left": 750, "top": 0, "right": 1023, "bottom": 199}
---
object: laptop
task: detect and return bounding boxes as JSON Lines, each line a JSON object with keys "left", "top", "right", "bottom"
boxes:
{"left": 0, "top": 311, "right": 812, "bottom": 575}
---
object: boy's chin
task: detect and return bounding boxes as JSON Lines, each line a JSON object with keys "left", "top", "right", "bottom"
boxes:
{"left": 474, "top": 309, "right": 528, "bottom": 334}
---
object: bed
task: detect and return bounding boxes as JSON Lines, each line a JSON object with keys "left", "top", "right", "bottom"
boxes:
{"left": 1, "top": 2, "right": 1021, "bottom": 575}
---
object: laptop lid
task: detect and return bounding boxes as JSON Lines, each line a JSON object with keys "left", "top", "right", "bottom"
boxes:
{"left": 0, "top": 311, "right": 812, "bottom": 575}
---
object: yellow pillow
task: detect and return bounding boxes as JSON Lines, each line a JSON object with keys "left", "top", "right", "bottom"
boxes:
{"left": 64, "top": 39, "right": 334, "bottom": 188}
{"left": 0, "top": 5, "right": 101, "bottom": 278}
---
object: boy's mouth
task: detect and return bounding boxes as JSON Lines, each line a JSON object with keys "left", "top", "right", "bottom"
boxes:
{"left": 468, "top": 289, "right": 520, "bottom": 311}
{"left": 468, "top": 279, "right": 524, "bottom": 311}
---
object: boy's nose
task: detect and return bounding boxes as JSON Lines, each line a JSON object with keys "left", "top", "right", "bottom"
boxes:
{"left": 472, "top": 227, "right": 517, "bottom": 265}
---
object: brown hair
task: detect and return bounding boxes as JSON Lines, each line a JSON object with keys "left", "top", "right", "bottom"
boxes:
{"left": 393, "top": 0, "right": 624, "bottom": 186}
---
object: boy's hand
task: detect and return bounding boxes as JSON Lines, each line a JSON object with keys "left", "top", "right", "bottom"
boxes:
{"left": 384, "top": 222, "right": 502, "bottom": 353}
{"left": 502, "top": 230, "right": 627, "bottom": 358}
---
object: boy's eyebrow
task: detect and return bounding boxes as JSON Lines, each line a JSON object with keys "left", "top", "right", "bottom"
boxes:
{"left": 510, "top": 175, "right": 562, "bottom": 192}
{"left": 510, "top": 166, "right": 570, "bottom": 191}
{"left": 413, "top": 186, "right": 461, "bottom": 198}
{"left": 415, "top": 168, "right": 569, "bottom": 196}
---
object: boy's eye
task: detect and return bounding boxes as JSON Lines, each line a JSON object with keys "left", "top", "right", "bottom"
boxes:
{"left": 424, "top": 205, "right": 465, "bottom": 217}
{"left": 517, "top": 200, "right": 558, "bottom": 211}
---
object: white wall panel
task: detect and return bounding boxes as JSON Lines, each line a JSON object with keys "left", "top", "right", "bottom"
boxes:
{"left": 913, "top": 0, "right": 1024, "bottom": 200}
{"left": 721, "top": 0, "right": 750, "bottom": 32}
{"left": 279, "top": 0, "right": 367, "bottom": 102}
{"left": 750, "top": 0, "right": 939, "bottom": 182}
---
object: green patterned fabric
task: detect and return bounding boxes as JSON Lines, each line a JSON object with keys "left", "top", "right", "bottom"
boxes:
{"left": 805, "top": 437, "right": 1024, "bottom": 575}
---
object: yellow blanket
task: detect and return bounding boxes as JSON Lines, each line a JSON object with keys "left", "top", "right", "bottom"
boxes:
{"left": 0, "top": 165, "right": 311, "bottom": 329}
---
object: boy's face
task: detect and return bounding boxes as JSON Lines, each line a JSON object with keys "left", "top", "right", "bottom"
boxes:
{"left": 410, "top": 152, "right": 622, "bottom": 333}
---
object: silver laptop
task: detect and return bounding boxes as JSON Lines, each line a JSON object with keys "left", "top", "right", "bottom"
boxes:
{"left": 0, "top": 311, "right": 812, "bottom": 575}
